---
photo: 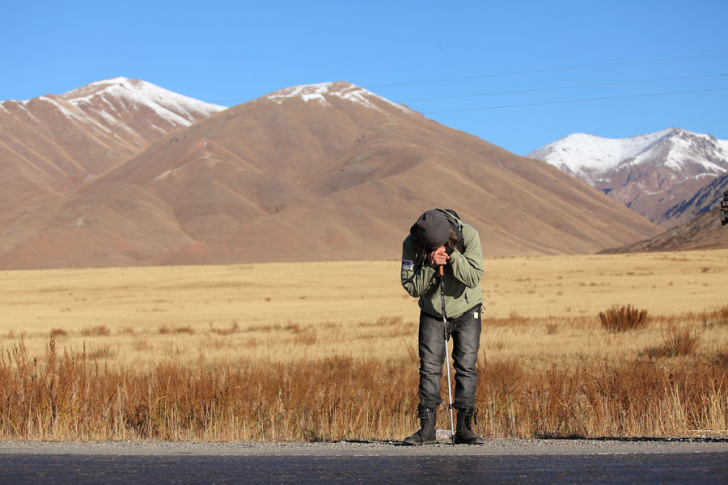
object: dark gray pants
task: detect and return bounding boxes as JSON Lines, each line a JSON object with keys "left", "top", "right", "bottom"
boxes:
{"left": 418, "top": 306, "right": 482, "bottom": 410}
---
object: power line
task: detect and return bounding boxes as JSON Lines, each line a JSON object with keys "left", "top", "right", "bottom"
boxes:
{"left": 365, "top": 53, "right": 728, "bottom": 89}
{"left": 399, "top": 74, "right": 727, "bottom": 103}
{"left": 205, "top": 53, "right": 728, "bottom": 105}
{"left": 3, "top": 58, "right": 727, "bottom": 153}
{"left": 422, "top": 87, "right": 728, "bottom": 115}
{"left": 2, "top": 86, "right": 726, "bottom": 154}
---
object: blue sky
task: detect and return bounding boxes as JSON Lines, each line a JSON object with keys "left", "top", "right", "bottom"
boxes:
{"left": 2, "top": 0, "right": 726, "bottom": 155}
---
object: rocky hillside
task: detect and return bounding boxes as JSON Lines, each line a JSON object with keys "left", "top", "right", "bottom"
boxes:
{"left": 601, "top": 206, "right": 727, "bottom": 253}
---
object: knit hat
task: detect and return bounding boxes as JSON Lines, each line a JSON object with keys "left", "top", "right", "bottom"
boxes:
{"left": 416, "top": 210, "right": 450, "bottom": 249}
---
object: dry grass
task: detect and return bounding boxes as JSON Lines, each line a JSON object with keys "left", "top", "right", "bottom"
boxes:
{"left": 599, "top": 305, "right": 650, "bottom": 333}
{"left": 0, "top": 338, "right": 725, "bottom": 441}
{"left": 649, "top": 326, "right": 702, "bottom": 358}
{"left": 0, "top": 249, "right": 726, "bottom": 440}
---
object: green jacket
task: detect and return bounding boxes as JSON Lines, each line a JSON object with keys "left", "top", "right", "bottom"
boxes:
{"left": 401, "top": 209, "right": 484, "bottom": 318}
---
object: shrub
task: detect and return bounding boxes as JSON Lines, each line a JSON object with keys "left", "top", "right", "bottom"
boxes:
{"left": 650, "top": 326, "right": 701, "bottom": 358}
{"left": 81, "top": 325, "right": 110, "bottom": 336}
{"left": 719, "top": 305, "right": 728, "bottom": 326}
{"left": 211, "top": 322, "right": 239, "bottom": 335}
{"left": 599, "top": 305, "right": 649, "bottom": 333}
{"left": 86, "top": 343, "right": 117, "bottom": 359}
{"left": 704, "top": 305, "right": 728, "bottom": 327}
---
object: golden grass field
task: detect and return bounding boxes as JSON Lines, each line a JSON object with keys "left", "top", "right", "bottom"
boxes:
{"left": 1, "top": 250, "right": 726, "bottom": 368}
{"left": 0, "top": 249, "right": 726, "bottom": 441}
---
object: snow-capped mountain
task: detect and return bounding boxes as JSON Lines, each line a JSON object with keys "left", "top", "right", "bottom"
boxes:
{"left": 0, "top": 78, "right": 226, "bottom": 255}
{"left": 0, "top": 76, "right": 226, "bottom": 173}
{"left": 61, "top": 77, "right": 226, "bottom": 130}
{"left": 528, "top": 128, "right": 728, "bottom": 226}
{"left": 0, "top": 77, "right": 227, "bottom": 175}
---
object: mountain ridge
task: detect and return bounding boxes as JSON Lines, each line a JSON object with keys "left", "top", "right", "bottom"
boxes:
{"left": 0, "top": 79, "right": 661, "bottom": 269}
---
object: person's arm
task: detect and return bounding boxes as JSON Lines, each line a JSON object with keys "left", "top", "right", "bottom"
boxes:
{"left": 401, "top": 236, "right": 437, "bottom": 297}
{"left": 447, "top": 225, "right": 484, "bottom": 288}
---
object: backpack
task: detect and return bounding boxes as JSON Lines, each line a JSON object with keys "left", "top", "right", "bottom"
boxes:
{"left": 438, "top": 209, "right": 466, "bottom": 253}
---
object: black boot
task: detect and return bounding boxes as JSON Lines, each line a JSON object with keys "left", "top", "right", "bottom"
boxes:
{"left": 403, "top": 405, "right": 437, "bottom": 446}
{"left": 454, "top": 408, "right": 485, "bottom": 445}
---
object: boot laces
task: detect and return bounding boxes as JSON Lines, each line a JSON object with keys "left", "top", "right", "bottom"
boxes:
{"left": 417, "top": 405, "right": 435, "bottom": 419}
{"left": 463, "top": 408, "right": 478, "bottom": 426}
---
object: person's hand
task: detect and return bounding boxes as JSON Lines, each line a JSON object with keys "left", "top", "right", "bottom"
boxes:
{"left": 428, "top": 246, "right": 450, "bottom": 268}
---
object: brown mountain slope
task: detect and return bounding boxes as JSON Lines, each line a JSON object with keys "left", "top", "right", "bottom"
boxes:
{"left": 0, "top": 82, "right": 660, "bottom": 269}
{"left": 0, "top": 78, "right": 224, "bottom": 256}
{"left": 601, "top": 206, "right": 728, "bottom": 254}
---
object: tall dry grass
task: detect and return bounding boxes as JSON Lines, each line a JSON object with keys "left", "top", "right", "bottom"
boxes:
{"left": 0, "top": 338, "right": 417, "bottom": 441}
{"left": 1, "top": 250, "right": 727, "bottom": 441}
{"left": 0, "top": 334, "right": 726, "bottom": 441}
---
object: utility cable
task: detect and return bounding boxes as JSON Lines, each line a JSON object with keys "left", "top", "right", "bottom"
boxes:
{"left": 205, "top": 53, "right": 728, "bottom": 105}
{"left": 422, "top": 87, "right": 728, "bottom": 114}
{"left": 399, "top": 74, "right": 727, "bottom": 103}
{"left": 365, "top": 53, "right": 728, "bottom": 89}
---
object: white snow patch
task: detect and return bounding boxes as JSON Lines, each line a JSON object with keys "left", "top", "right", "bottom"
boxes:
{"left": 154, "top": 169, "right": 173, "bottom": 181}
{"left": 302, "top": 93, "right": 329, "bottom": 104}
{"left": 267, "top": 83, "right": 335, "bottom": 105}
{"left": 37, "top": 95, "right": 120, "bottom": 138}
{"left": 61, "top": 77, "right": 226, "bottom": 127}
{"left": 69, "top": 217, "right": 86, "bottom": 228}
{"left": 9, "top": 100, "right": 42, "bottom": 123}
{"left": 95, "top": 109, "right": 124, "bottom": 130}
{"left": 694, "top": 173, "right": 720, "bottom": 180}
{"left": 266, "top": 82, "right": 414, "bottom": 113}
{"left": 38, "top": 96, "right": 89, "bottom": 123}
{"left": 147, "top": 121, "right": 168, "bottom": 134}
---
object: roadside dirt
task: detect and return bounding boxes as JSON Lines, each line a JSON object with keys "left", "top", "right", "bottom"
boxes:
{"left": 2, "top": 438, "right": 727, "bottom": 456}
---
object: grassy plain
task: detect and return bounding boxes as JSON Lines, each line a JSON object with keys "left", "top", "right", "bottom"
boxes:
{"left": 1, "top": 250, "right": 726, "bottom": 369}
{"left": 0, "top": 249, "right": 726, "bottom": 440}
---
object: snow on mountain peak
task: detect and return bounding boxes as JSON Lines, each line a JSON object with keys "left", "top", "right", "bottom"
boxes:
{"left": 266, "top": 81, "right": 413, "bottom": 113}
{"left": 528, "top": 128, "right": 728, "bottom": 185}
{"left": 61, "top": 77, "right": 226, "bottom": 127}
{"left": 267, "top": 82, "right": 338, "bottom": 105}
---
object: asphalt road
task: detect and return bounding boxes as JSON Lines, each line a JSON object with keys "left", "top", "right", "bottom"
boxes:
{"left": 1, "top": 439, "right": 727, "bottom": 484}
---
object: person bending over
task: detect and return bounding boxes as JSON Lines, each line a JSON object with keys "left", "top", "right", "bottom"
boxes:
{"left": 400, "top": 209, "right": 485, "bottom": 445}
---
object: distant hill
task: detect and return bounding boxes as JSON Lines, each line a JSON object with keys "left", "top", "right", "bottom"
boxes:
{"left": 528, "top": 128, "right": 728, "bottom": 228}
{"left": 0, "top": 81, "right": 660, "bottom": 269}
{"left": 600, "top": 206, "right": 727, "bottom": 254}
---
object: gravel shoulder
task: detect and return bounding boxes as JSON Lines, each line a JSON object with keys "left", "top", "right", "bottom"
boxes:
{"left": 1, "top": 438, "right": 727, "bottom": 457}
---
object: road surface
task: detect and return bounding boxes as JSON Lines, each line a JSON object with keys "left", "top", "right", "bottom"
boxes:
{"left": 1, "top": 438, "right": 727, "bottom": 484}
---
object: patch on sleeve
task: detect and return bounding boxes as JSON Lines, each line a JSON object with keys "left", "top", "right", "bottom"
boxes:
{"left": 401, "top": 259, "right": 414, "bottom": 271}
